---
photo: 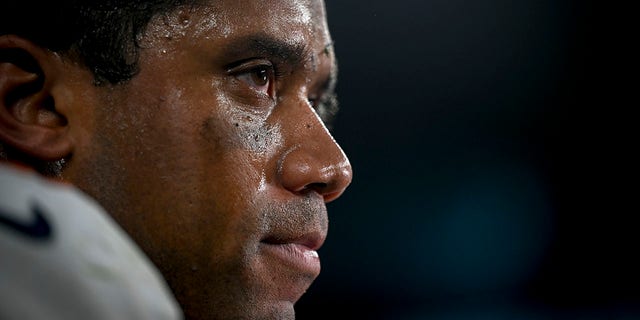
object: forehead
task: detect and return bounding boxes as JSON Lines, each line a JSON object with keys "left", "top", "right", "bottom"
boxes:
{"left": 144, "top": 0, "right": 332, "bottom": 52}
{"left": 210, "top": 0, "right": 327, "bottom": 28}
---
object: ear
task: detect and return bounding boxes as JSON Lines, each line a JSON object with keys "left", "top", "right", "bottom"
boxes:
{"left": 0, "top": 35, "right": 72, "bottom": 161}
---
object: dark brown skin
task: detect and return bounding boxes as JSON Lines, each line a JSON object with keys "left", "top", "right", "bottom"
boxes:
{"left": 0, "top": 0, "right": 352, "bottom": 319}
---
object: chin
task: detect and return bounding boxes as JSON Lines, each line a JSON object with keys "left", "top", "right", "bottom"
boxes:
{"left": 180, "top": 294, "right": 298, "bottom": 320}
{"left": 259, "top": 301, "right": 297, "bottom": 320}
{"left": 240, "top": 295, "right": 299, "bottom": 320}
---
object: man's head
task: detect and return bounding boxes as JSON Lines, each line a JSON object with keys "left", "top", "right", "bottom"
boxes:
{"left": 0, "top": 1, "right": 352, "bottom": 319}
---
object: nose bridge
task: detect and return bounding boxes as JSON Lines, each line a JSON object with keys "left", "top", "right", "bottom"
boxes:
{"left": 277, "top": 96, "right": 352, "bottom": 202}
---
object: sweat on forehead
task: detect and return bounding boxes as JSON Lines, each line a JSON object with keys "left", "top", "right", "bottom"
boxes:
{"left": 142, "top": 0, "right": 328, "bottom": 36}
{"left": 139, "top": 0, "right": 333, "bottom": 70}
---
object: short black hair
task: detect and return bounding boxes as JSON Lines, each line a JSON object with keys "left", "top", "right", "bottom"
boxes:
{"left": 1, "top": 1, "right": 198, "bottom": 85}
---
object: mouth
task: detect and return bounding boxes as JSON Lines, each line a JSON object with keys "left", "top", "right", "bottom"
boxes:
{"left": 260, "top": 232, "right": 325, "bottom": 277}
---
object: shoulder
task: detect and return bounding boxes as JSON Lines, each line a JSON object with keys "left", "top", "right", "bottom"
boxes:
{"left": 0, "top": 164, "right": 183, "bottom": 320}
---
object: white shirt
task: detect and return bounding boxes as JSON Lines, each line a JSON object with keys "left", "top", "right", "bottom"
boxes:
{"left": 0, "top": 164, "right": 183, "bottom": 320}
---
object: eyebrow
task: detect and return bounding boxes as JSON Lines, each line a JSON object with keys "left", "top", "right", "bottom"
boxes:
{"left": 221, "top": 34, "right": 340, "bottom": 124}
{"left": 221, "top": 34, "right": 311, "bottom": 70}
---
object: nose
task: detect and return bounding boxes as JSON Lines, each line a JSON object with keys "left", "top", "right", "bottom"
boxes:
{"left": 278, "top": 100, "right": 353, "bottom": 203}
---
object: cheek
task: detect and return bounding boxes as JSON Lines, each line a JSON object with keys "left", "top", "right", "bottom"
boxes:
{"left": 205, "top": 89, "right": 284, "bottom": 165}
{"left": 227, "top": 118, "right": 283, "bottom": 157}
{"left": 196, "top": 97, "right": 287, "bottom": 227}
{"left": 199, "top": 110, "right": 280, "bottom": 191}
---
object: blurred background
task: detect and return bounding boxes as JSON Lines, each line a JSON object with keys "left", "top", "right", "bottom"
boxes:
{"left": 297, "top": 0, "right": 637, "bottom": 319}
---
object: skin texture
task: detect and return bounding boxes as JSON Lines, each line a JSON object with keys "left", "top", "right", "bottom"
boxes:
{"left": 0, "top": 0, "right": 351, "bottom": 319}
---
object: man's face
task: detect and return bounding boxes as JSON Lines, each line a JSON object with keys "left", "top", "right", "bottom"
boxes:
{"left": 62, "top": 0, "right": 352, "bottom": 319}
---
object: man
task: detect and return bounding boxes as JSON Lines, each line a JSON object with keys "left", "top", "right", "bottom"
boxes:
{"left": 0, "top": 0, "right": 352, "bottom": 319}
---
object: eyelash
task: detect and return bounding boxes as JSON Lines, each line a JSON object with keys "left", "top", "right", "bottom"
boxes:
{"left": 229, "top": 60, "right": 284, "bottom": 98}
{"left": 228, "top": 59, "right": 337, "bottom": 126}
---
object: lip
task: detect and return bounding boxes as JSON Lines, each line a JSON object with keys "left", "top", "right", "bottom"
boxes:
{"left": 260, "top": 234, "right": 324, "bottom": 276}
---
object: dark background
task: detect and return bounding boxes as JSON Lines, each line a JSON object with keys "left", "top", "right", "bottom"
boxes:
{"left": 298, "top": 1, "right": 637, "bottom": 319}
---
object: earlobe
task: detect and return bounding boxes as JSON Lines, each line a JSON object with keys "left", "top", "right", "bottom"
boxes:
{"left": 0, "top": 35, "right": 72, "bottom": 161}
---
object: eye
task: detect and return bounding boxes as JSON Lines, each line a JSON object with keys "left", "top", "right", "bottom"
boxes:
{"left": 308, "top": 92, "right": 339, "bottom": 127}
{"left": 234, "top": 64, "right": 275, "bottom": 97}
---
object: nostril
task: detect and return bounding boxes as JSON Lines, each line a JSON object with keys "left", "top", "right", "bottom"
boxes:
{"left": 306, "top": 182, "right": 328, "bottom": 193}
{"left": 302, "top": 182, "right": 345, "bottom": 203}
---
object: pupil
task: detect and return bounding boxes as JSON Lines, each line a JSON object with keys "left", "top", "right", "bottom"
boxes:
{"left": 256, "top": 69, "right": 268, "bottom": 84}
